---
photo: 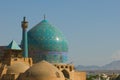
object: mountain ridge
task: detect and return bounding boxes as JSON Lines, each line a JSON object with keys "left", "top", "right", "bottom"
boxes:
{"left": 76, "top": 60, "right": 120, "bottom": 70}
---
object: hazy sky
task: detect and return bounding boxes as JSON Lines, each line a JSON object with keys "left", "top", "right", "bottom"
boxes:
{"left": 0, "top": 0, "right": 120, "bottom": 66}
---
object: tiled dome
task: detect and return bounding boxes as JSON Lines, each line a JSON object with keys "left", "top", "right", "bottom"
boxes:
{"left": 28, "top": 20, "right": 68, "bottom": 63}
{"left": 28, "top": 20, "right": 68, "bottom": 52}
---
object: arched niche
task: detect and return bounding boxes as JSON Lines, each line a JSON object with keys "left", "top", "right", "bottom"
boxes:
{"left": 62, "top": 69, "right": 70, "bottom": 79}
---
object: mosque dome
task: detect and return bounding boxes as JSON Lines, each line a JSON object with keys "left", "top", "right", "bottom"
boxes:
{"left": 28, "top": 19, "right": 68, "bottom": 63}
{"left": 28, "top": 20, "right": 68, "bottom": 51}
{"left": 7, "top": 62, "right": 29, "bottom": 74}
{"left": 19, "top": 60, "right": 65, "bottom": 80}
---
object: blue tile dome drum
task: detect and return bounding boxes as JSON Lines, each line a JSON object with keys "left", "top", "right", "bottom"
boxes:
{"left": 28, "top": 20, "right": 68, "bottom": 63}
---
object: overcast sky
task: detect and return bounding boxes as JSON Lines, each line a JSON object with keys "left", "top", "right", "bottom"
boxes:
{"left": 0, "top": 0, "right": 120, "bottom": 66}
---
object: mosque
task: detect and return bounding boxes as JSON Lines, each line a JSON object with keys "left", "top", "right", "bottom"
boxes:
{"left": 0, "top": 17, "right": 86, "bottom": 80}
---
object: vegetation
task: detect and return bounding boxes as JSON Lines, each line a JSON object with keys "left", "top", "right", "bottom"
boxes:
{"left": 87, "top": 74, "right": 119, "bottom": 80}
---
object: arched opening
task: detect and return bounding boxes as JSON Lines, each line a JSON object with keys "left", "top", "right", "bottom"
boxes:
{"left": 62, "top": 70, "right": 70, "bottom": 79}
{"left": 70, "top": 66, "right": 72, "bottom": 71}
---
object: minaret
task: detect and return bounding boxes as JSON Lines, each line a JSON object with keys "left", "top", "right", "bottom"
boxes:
{"left": 21, "top": 17, "right": 28, "bottom": 57}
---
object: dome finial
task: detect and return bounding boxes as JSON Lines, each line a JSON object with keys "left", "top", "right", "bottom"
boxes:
{"left": 23, "top": 16, "right": 26, "bottom": 22}
{"left": 44, "top": 14, "right": 46, "bottom": 20}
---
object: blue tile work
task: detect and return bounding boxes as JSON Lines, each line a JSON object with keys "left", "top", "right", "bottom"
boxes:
{"left": 7, "top": 40, "right": 21, "bottom": 50}
{"left": 29, "top": 51, "right": 67, "bottom": 63}
{"left": 28, "top": 20, "right": 68, "bottom": 63}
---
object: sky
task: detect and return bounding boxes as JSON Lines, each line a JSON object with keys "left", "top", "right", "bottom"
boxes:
{"left": 0, "top": 0, "right": 120, "bottom": 66}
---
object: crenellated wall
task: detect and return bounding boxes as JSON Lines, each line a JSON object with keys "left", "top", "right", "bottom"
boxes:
{"left": 53, "top": 63, "right": 86, "bottom": 80}
{"left": 10, "top": 57, "right": 33, "bottom": 66}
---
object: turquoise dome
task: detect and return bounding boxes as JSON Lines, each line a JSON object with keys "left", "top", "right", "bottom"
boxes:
{"left": 28, "top": 19, "right": 68, "bottom": 63}
{"left": 28, "top": 20, "right": 68, "bottom": 51}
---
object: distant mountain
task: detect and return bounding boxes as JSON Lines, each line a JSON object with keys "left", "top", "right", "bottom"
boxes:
{"left": 76, "top": 60, "right": 120, "bottom": 71}
{"left": 102, "top": 60, "right": 120, "bottom": 70}
{"left": 76, "top": 65, "right": 100, "bottom": 70}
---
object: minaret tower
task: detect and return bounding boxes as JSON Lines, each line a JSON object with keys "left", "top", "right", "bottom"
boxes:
{"left": 21, "top": 17, "right": 28, "bottom": 57}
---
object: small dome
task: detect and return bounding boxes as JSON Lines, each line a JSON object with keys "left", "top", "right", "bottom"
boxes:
{"left": 28, "top": 20, "right": 68, "bottom": 51}
{"left": 7, "top": 62, "right": 29, "bottom": 74}
{"left": 19, "top": 60, "right": 64, "bottom": 80}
